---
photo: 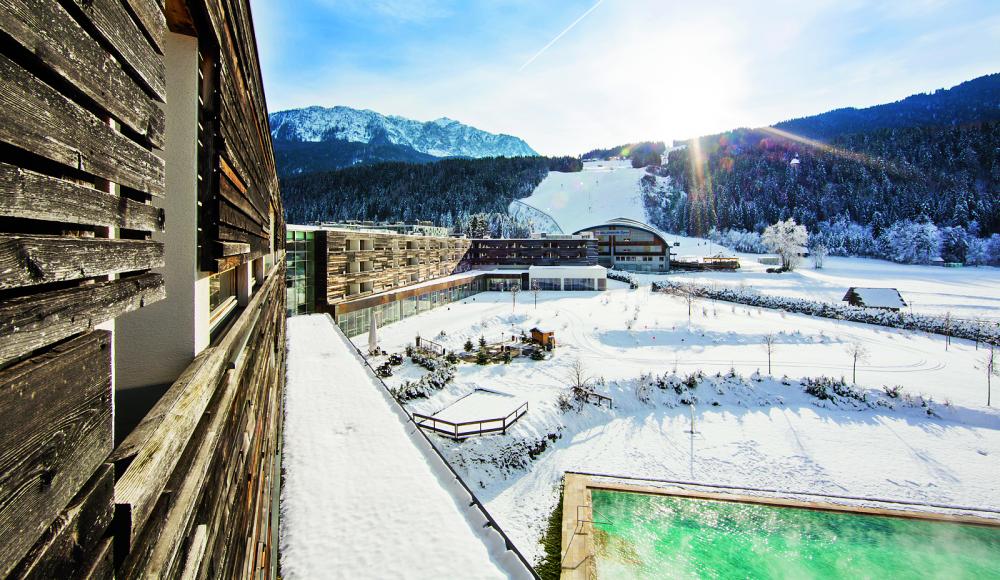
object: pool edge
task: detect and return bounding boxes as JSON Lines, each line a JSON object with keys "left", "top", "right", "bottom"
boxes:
{"left": 559, "top": 473, "right": 1000, "bottom": 580}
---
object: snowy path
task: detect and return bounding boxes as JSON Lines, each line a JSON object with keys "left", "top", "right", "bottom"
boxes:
{"left": 281, "top": 315, "right": 527, "bottom": 579}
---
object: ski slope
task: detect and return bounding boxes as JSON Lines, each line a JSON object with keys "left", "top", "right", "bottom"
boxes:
{"left": 514, "top": 160, "right": 649, "bottom": 233}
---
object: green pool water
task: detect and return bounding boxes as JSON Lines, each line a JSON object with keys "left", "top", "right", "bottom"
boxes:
{"left": 591, "top": 489, "right": 1000, "bottom": 579}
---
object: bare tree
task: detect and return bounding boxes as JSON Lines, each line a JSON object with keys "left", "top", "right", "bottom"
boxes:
{"left": 761, "top": 333, "right": 777, "bottom": 375}
{"left": 943, "top": 311, "right": 952, "bottom": 351}
{"left": 531, "top": 280, "right": 540, "bottom": 309}
{"left": 811, "top": 244, "right": 828, "bottom": 269}
{"left": 846, "top": 341, "right": 870, "bottom": 384}
{"left": 509, "top": 283, "right": 520, "bottom": 313}
{"left": 673, "top": 283, "right": 697, "bottom": 323}
{"left": 567, "top": 358, "right": 593, "bottom": 390}
{"left": 982, "top": 343, "right": 997, "bottom": 407}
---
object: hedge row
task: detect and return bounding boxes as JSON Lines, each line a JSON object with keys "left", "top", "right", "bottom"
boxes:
{"left": 652, "top": 281, "right": 999, "bottom": 345}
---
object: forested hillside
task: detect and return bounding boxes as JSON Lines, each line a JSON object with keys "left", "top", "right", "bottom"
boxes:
{"left": 281, "top": 156, "right": 582, "bottom": 234}
{"left": 273, "top": 138, "right": 438, "bottom": 178}
{"left": 581, "top": 141, "right": 665, "bottom": 167}
{"left": 774, "top": 73, "right": 1000, "bottom": 140}
{"left": 647, "top": 121, "right": 1000, "bottom": 263}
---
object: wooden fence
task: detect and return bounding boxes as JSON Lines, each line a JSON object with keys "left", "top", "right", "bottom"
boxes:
{"left": 413, "top": 401, "right": 529, "bottom": 439}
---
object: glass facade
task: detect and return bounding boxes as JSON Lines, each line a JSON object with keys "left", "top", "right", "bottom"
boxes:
{"left": 564, "top": 278, "right": 597, "bottom": 291}
{"left": 534, "top": 278, "right": 562, "bottom": 291}
{"left": 485, "top": 276, "right": 521, "bottom": 291}
{"left": 337, "top": 279, "right": 484, "bottom": 337}
{"left": 286, "top": 229, "right": 316, "bottom": 316}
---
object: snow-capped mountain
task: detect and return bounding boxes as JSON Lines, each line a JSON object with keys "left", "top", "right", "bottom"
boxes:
{"left": 269, "top": 106, "right": 538, "bottom": 158}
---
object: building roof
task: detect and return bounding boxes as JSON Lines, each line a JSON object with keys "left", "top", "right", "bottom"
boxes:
{"left": 572, "top": 217, "right": 671, "bottom": 243}
{"left": 843, "top": 287, "right": 907, "bottom": 309}
{"left": 283, "top": 315, "right": 529, "bottom": 578}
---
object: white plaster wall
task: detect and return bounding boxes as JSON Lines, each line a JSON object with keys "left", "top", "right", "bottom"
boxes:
{"left": 116, "top": 32, "right": 209, "bottom": 390}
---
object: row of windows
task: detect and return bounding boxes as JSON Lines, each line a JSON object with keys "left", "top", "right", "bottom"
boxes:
{"left": 344, "top": 238, "right": 467, "bottom": 252}
{"left": 338, "top": 280, "right": 484, "bottom": 337}
{"left": 615, "top": 255, "right": 664, "bottom": 262}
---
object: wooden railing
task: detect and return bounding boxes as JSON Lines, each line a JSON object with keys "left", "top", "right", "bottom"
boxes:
{"left": 110, "top": 260, "right": 286, "bottom": 578}
{"left": 413, "top": 401, "right": 529, "bottom": 439}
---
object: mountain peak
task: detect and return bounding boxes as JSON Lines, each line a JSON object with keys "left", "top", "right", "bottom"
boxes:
{"left": 269, "top": 105, "right": 537, "bottom": 159}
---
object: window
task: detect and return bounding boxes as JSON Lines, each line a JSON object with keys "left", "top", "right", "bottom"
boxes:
{"left": 564, "top": 278, "right": 596, "bottom": 291}
{"left": 209, "top": 268, "right": 238, "bottom": 328}
{"left": 533, "top": 278, "right": 562, "bottom": 291}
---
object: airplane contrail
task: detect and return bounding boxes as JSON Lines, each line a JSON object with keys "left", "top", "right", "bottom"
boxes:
{"left": 518, "top": 0, "right": 605, "bottom": 71}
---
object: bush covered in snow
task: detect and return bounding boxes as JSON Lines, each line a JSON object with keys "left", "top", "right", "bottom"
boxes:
{"left": 411, "top": 350, "right": 445, "bottom": 371}
{"left": 607, "top": 268, "right": 639, "bottom": 288}
{"left": 708, "top": 228, "right": 767, "bottom": 253}
{"left": 393, "top": 360, "right": 456, "bottom": 402}
{"left": 652, "top": 280, "right": 1000, "bottom": 344}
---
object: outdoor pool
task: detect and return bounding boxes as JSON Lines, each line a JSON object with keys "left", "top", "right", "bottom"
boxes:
{"left": 591, "top": 489, "right": 1000, "bottom": 579}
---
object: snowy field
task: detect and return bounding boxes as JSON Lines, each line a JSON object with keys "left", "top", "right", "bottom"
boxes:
{"left": 361, "top": 286, "right": 1000, "bottom": 564}
{"left": 282, "top": 315, "right": 532, "bottom": 579}
{"left": 662, "top": 252, "right": 1000, "bottom": 322}
{"left": 514, "top": 160, "right": 649, "bottom": 233}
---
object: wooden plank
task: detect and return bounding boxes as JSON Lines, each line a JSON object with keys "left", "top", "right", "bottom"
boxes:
{"left": 219, "top": 156, "right": 247, "bottom": 195}
{"left": 219, "top": 199, "right": 266, "bottom": 238}
{"left": 68, "top": 0, "right": 166, "bottom": 101}
{"left": 0, "top": 273, "right": 164, "bottom": 367}
{"left": 113, "top": 269, "right": 281, "bottom": 552}
{"left": 0, "top": 331, "right": 112, "bottom": 578}
{"left": 0, "top": 235, "right": 163, "bottom": 290}
{"left": 142, "top": 368, "right": 240, "bottom": 576}
{"left": 0, "top": 0, "right": 165, "bottom": 147}
{"left": 7, "top": 464, "right": 114, "bottom": 579}
{"left": 218, "top": 170, "right": 265, "bottom": 226}
{"left": 217, "top": 241, "right": 251, "bottom": 257}
{"left": 0, "top": 162, "right": 162, "bottom": 231}
{"left": 180, "top": 525, "right": 208, "bottom": 580}
{"left": 79, "top": 536, "right": 113, "bottom": 579}
{"left": 218, "top": 223, "right": 265, "bottom": 245}
{"left": 124, "top": 0, "right": 167, "bottom": 55}
{"left": 0, "top": 53, "right": 165, "bottom": 196}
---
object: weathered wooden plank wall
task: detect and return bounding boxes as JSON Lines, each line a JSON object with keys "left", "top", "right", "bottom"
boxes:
{"left": 0, "top": 0, "right": 286, "bottom": 577}
{"left": 323, "top": 230, "right": 472, "bottom": 307}
{"left": 198, "top": 0, "right": 281, "bottom": 273}
{"left": 0, "top": 0, "right": 166, "bottom": 573}
{"left": 112, "top": 264, "right": 285, "bottom": 578}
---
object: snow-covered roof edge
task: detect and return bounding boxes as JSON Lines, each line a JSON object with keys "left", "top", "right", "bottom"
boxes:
{"left": 843, "top": 287, "right": 907, "bottom": 309}
{"left": 324, "top": 315, "right": 537, "bottom": 579}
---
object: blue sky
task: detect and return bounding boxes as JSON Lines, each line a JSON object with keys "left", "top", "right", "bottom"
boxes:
{"left": 249, "top": 0, "right": 1000, "bottom": 155}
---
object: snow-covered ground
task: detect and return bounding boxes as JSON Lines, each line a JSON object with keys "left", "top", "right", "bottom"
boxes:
{"left": 514, "top": 160, "right": 649, "bottom": 233}
{"left": 282, "top": 315, "right": 533, "bottom": 579}
{"left": 361, "top": 287, "right": 1000, "bottom": 564}
{"left": 659, "top": 249, "right": 1000, "bottom": 321}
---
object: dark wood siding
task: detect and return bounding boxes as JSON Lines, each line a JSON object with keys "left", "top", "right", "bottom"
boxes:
{"left": 112, "top": 266, "right": 285, "bottom": 578}
{"left": 192, "top": 0, "right": 282, "bottom": 273}
{"left": 0, "top": 0, "right": 285, "bottom": 576}
{"left": 0, "top": 0, "right": 166, "bottom": 573}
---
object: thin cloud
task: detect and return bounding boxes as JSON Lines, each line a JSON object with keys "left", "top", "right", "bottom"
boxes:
{"left": 518, "top": 0, "right": 605, "bottom": 71}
